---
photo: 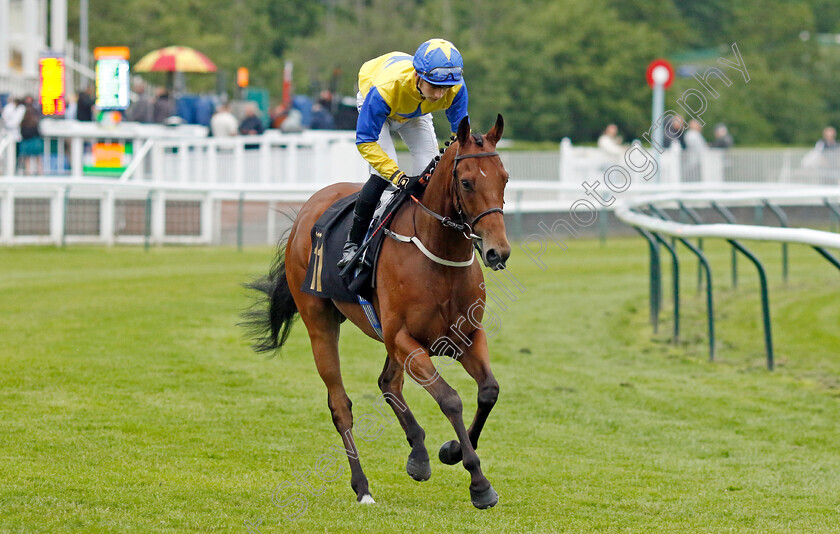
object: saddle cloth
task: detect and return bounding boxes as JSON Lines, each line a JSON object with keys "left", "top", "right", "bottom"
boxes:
{"left": 301, "top": 186, "right": 402, "bottom": 304}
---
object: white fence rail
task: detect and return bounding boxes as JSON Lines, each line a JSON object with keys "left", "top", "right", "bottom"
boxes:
{"left": 615, "top": 188, "right": 840, "bottom": 248}
{"left": 4, "top": 124, "right": 838, "bottom": 187}
{"left": 2, "top": 122, "right": 840, "bottom": 246}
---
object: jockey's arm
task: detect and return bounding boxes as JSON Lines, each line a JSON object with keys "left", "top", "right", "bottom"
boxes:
{"left": 356, "top": 89, "right": 402, "bottom": 183}
{"left": 356, "top": 142, "right": 401, "bottom": 183}
{"left": 445, "top": 83, "right": 469, "bottom": 137}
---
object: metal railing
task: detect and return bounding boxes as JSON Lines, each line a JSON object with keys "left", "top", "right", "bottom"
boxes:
{"left": 616, "top": 187, "right": 840, "bottom": 370}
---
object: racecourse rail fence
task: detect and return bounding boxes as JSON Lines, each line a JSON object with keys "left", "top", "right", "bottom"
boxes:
{"left": 1, "top": 120, "right": 839, "bottom": 246}
{"left": 615, "top": 188, "right": 840, "bottom": 371}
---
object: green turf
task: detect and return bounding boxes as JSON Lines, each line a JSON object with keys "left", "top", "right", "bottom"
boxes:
{"left": 1, "top": 236, "right": 839, "bottom": 533}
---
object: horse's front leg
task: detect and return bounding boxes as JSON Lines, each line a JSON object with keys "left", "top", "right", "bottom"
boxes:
{"left": 439, "top": 328, "right": 499, "bottom": 466}
{"left": 390, "top": 328, "right": 498, "bottom": 509}
{"left": 377, "top": 356, "right": 431, "bottom": 481}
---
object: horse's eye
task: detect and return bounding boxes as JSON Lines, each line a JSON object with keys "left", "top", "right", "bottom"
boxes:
{"left": 460, "top": 179, "right": 473, "bottom": 191}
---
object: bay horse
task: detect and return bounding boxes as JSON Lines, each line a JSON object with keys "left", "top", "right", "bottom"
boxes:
{"left": 244, "top": 115, "right": 511, "bottom": 509}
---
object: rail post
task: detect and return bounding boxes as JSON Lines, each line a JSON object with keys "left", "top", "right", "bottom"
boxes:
{"left": 678, "top": 201, "right": 705, "bottom": 293}
{"left": 712, "top": 202, "right": 738, "bottom": 287}
{"left": 653, "top": 231, "right": 680, "bottom": 344}
{"left": 677, "top": 237, "right": 715, "bottom": 361}
{"left": 825, "top": 199, "right": 840, "bottom": 233}
{"left": 762, "top": 200, "right": 789, "bottom": 283}
{"left": 727, "top": 239, "right": 774, "bottom": 370}
{"left": 635, "top": 226, "right": 661, "bottom": 333}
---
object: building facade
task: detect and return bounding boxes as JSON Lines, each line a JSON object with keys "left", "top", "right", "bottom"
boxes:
{"left": 0, "top": 0, "right": 67, "bottom": 100}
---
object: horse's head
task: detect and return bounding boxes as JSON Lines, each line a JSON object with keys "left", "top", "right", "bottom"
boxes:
{"left": 450, "top": 115, "right": 511, "bottom": 270}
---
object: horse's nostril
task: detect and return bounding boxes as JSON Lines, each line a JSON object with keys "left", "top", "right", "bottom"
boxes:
{"left": 486, "top": 249, "right": 499, "bottom": 263}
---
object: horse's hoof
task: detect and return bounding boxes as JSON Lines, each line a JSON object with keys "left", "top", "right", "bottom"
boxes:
{"left": 470, "top": 485, "right": 499, "bottom": 509}
{"left": 358, "top": 494, "right": 376, "bottom": 504}
{"left": 438, "top": 440, "right": 462, "bottom": 465}
{"left": 406, "top": 456, "right": 431, "bottom": 481}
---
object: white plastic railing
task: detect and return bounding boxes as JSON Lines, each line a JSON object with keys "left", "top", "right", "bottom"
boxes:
{"left": 615, "top": 188, "right": 840, "bottom": 248}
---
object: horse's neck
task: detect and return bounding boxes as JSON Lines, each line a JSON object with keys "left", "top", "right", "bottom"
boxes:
{"left": 414, "top": 154, "right": 472, "bottom": 259}
{"left": 421, "top": 158, "right": 458, "bottom": 220}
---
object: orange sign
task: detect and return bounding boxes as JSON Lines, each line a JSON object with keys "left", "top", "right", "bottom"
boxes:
{"left": 237, "top": 67, "right": 249, "bottom": 88}
{"left": 39, "top": 55, "right": 66, "bottom": 116}
{"left": 92, "top": 143, "right": 126, "bottom": 168}
{"left": 94, "top": 46, "right": 130, "bottom": 60}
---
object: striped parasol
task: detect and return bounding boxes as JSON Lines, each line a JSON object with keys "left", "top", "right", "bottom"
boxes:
{"left": 134, "top": 46, "right": 217, "bottom": 73}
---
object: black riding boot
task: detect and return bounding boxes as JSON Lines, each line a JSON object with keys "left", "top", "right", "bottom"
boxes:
{"left": 337, "top": 175, "right": 390, "bottom": 268}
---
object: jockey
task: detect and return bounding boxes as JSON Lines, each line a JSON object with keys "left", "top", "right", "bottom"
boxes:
{"left": 337, "top": 38, "right": 469, "bottom": 268}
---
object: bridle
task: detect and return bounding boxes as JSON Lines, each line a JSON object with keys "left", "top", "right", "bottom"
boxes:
{"left": 413, "top": 148, "right": 504, "bottom": 241}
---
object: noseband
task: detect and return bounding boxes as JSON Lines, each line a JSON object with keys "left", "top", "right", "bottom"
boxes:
{"left": 414, "top": 149, "right": 504, "bottom": 240}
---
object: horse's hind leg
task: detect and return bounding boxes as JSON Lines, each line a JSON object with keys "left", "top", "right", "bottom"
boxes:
{"left": 377, "top": 356, "right": 431, "bottom": 481}
{"left": 300, "top": 297, "right": 373, "bottom": 503}
{"left": 439, "top": 329, "right": 499, "bottom": 466}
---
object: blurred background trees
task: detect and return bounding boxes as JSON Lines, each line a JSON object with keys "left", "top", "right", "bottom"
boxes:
{"left": 67, "top": 0, "right": 840, "bottom": 145}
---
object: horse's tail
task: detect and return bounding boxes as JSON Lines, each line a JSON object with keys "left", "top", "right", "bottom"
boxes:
{"left": 241, "top": 238, "right": 299, "bottom": 354}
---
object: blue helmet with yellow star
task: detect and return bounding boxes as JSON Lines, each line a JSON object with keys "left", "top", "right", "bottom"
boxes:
{"left": 413, "top": 39, "right": 464, "bottom": 86}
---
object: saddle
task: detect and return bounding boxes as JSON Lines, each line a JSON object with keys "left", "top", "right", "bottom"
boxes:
{"left": 301, "top": 186, "right": 404, "bottom": 305}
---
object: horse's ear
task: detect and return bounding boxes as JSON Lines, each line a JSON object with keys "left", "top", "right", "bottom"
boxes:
{"left": 457, "top": 116, "right": 471, "bottom": 147}
{"left": 486, "top": 114, "right": 504, "bottom": 145}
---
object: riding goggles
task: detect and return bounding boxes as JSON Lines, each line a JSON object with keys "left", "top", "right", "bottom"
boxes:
{"left": 421, "top": 66, "right": 463, "bottom": 84}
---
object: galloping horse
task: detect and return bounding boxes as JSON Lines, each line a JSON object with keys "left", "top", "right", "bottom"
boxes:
{"left": 244, "top": 115, "right": 511, "bottom": 509}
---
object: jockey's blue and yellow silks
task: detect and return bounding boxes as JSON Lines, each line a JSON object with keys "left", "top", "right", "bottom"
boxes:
{"left": 356, "top": 51, "right": 468, "bottom": 181}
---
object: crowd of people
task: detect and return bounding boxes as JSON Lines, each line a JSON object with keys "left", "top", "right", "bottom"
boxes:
{"left": 0, "top": 82, "right": 345, "bottom": 175}
{"left": 596, "top": 117, "right": 738, "bottom": 181}
{"left": 4, "top": 73, "right": 840, "bottom": 181}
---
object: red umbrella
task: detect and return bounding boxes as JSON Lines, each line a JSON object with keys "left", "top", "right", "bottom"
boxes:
{"left": 134, "top": 46, "right": 217, "bottom": 73}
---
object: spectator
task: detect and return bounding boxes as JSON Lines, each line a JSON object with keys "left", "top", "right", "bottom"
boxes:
{"left": 815, "top": 126, "right": 837, "bottom": 152}
{"left": 813, "top": 126, "right": 840, "bottom": 181}
{"left": 710, "top": 123, "right": 734, "bottom": 148}
{"left": 683, "top": 119, "right": 707, "bottom": 181}
{"left": 153, "top": 88, "right": 175, "bottom": 124}
{"left": 270, "top": 103, "right": 289, "bottom": 129}
{"left": 310, "top": 102, "right": 335, "bottom": 130}
{"left": 19, "top": 101, "right": 43, "bottom": 175}
{"left": 318, "top": 90, "right": 334, "bottom": 112}
{"left": 64, "top": 93, "right": 78, "bottom": 121}
{"left": 126, "top": 81, "right": 154, "bottom": 123}
{"left": 597, "top": 123, "right": 624, "bottom": 161}
{"left": 662, "top": 114, "right": 686, "bottom": 149}
{"left": 281, "top": 107, "right": 303, "bottom": 133}
{"left": 238, "top": 103, "right": 264, "bottom": 135}
{"left": 2, "top": 96, "right": 24, "bottom": 143}
{"left": 2, "top": 97, "right": 25, "bottom": 167}
{"left": 77, "top": 85, "right": 95, "bottom": 122}
{"left": 210, "top": 101, "right": 238, "bottom": 137}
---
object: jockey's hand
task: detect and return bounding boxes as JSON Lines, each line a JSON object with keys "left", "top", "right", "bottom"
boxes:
{"left": 395, "top": 172, "right": 428, "bottom": 198}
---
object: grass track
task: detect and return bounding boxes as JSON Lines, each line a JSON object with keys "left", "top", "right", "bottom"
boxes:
{"left": 1, "top": 237, "right": 839, "bottom": 533}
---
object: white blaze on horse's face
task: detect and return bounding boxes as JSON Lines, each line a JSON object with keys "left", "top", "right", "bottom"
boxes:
{"left": 457, "top": 156, "right": 511, "bottom": 270}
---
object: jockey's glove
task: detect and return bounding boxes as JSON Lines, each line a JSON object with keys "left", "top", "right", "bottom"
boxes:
{"left": 392, "top": 171, "right": 428, "bottom": 198}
